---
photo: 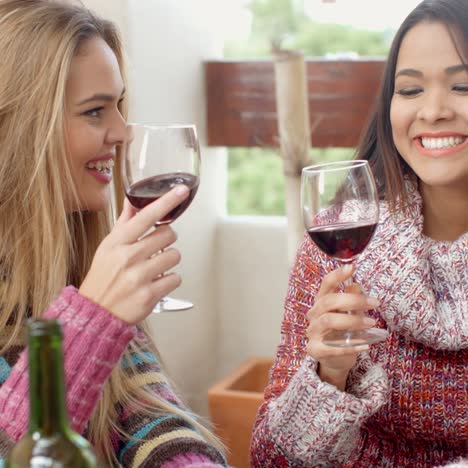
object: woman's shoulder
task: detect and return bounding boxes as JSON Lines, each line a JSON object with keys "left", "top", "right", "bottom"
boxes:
{"left": 375, "top": 184, "right": 423, "bottom": 239}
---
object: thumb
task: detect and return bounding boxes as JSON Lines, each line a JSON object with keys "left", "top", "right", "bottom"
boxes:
{"left": 344, "top": 282, "right": 363, "bottom": 295}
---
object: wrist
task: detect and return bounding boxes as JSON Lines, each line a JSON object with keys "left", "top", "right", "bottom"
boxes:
{"left": 318, "top": 364, "right": 349, "bottom": 391}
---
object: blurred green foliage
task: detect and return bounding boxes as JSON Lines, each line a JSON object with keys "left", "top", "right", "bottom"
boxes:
{"left": 225, "top": 0, "right": 391, "bottom": 215}
{"left": 228, "top": 147, "right": 356, "bottom": 215}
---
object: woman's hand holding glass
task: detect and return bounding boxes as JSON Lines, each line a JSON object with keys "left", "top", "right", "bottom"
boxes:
{"left": 122, "top": 124, "right": 201, "bottom": 313}
{"left": 302, "top": 160, "right": 388, "bottom": 347}
{"left": 306, "top": 264, "right": 380, "bottom": 390}
{"left": 79, "top": 185, "right": 189, "bottom": 325}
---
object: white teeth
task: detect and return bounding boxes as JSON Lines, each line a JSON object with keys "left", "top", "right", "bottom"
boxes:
{"left": 86, "top": 159, "right": 114, "bottom": 172}
{"left": 420, "top": 136, "right": 465, "bottom": 149}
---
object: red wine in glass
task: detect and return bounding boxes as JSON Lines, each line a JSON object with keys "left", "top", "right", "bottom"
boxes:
{"left": 126, "top": 172, "right": 199, "bottom": 224}
{"left": 122, "top": 124, "right": 201, "bottom": 313}
{"left": 307, "top": 222, "right": 377, "bottom": 261}
{"left": 301, "top": 160, "right": 388, "bottom": 347}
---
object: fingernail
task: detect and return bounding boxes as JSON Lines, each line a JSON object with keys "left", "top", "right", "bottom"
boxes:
{"left": 364, "top": 317, "right": 376, "bottom": 326}
{"left": 175, "top": 184, "right": 189, "bottom": 196}
{"left": 343, "top": 264, "right": 353, "bottom": 274}
{"left": 367, "top": 297, "right": 380, "bottom": 308}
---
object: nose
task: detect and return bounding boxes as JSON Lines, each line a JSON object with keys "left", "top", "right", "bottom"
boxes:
{"left": 416, "top": 90, "right": 455, "bottom": 123}
{"left": 106, "top": 110, "right": 128, "bottom": 146}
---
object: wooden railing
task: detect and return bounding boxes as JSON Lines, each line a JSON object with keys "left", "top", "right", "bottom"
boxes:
{"left": 204, "top": 59, "right": 386, "bottom": 148}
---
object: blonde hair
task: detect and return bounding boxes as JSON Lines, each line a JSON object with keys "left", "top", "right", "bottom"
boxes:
{"left": 0, "top": 1, "right": 223, "bottom": 465}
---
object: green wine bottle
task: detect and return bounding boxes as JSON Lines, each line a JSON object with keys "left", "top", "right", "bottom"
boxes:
{"left": 6, "top": 320, "right": 99, "bottom": 467}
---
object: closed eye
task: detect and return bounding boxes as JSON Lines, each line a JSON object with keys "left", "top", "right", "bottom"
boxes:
{"left": 453, "top": 84, "right": 468, "bottom": 93}
{"left": 395, "top": 87, "right": 423, "bottom": 97}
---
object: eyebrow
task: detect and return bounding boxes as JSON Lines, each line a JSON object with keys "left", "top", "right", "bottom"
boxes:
{"left": 78, "top": 89, "right": 126, "bottom": 106}
{"left": 446, "top": 63, "right": 468, "bottom": 75}
{"left": 395, "top": 64, "right": 468, "bottom": 79}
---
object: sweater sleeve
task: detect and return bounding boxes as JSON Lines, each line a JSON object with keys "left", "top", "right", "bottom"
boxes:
{"left": 0, "top": 286, "right": 135, "bottom": 457}
{"left": 250, "top": 235, "right": 388, "bottom": 467}
{"left": 116, "top": 332, "right": 227, "bottom": 468}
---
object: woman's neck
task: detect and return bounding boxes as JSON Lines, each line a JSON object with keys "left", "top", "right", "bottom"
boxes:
{"left": 420, "top": 182, "right": 468, "bottom": 242}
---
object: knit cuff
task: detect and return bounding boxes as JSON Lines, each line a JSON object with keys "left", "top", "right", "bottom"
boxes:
{"left": 266, "top": 355, "right": 388, "bottom": 465}
{"left": 0, "top": 286, "right": 135, "bottom": 440}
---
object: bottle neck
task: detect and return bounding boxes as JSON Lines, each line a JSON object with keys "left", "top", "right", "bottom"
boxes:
{"left": 28, "top": 325, "right": 69, "bottom": 435}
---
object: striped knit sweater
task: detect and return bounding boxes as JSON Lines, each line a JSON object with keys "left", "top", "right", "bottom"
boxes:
{"left": 251, "top": 183, "right": 467, "bottom": 467}
{"left": 0, "top": 286, "right": 227, "bottom": 467}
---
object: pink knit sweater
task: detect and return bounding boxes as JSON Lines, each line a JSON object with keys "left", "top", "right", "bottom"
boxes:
{"left": 251, "top": 184, "right": 467, "bottom": 467}
{"left": 0, "top": 287, "right": 226, "bottom": 467}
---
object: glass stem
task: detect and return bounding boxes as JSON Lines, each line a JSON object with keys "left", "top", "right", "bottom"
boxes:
{"left": 343, "top": 276, "right": 353, "bottom": 288}
{"left": 342, "top": 261, "right": 354, "bottom": 316}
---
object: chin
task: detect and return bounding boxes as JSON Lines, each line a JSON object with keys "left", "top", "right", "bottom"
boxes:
{"left": 84, "top": 200, "right": 111, "bottom": 213}
{"left": 418, "top": 172, "right": 468, "bottom": 191}
{"left": 78, "top": 191, "right": 112, "bottom": 213}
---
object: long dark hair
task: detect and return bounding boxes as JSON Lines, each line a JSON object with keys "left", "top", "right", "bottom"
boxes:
{"left": 357, "top": 0, "right": 468, "bottom": 212}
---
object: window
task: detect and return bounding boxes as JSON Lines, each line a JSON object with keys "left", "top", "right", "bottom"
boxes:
{"left": 222, "top": 0, "right": 410, "bottom": 215}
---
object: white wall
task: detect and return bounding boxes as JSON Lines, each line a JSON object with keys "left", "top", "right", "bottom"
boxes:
{"left": 125, "top": 0, "right": 228, "bottom": 414}
{"left": 82, "top": 0, "right": 290, "bottom": 416}
{"left": 215, "top": 217, "right": 289, "bottom": 378}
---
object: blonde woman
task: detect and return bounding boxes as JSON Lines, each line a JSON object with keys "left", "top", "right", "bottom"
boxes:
{"left": 0, "top": 1, "right": 226, "bottom": 467}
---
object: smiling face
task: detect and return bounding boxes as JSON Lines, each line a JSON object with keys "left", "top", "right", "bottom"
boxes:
{"left": 65, "top": 36, "right": 126, "bottom": 212}
{"left": 390, "top": 21, "right": 468, "bottom": 193}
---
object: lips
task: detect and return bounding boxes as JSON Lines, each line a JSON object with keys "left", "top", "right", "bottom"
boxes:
{"left": 85, "top": 154, "right": 114, "bottom": 184}
{"left": 413, "top": 133, "right": 468, "bottom": 158}
{"left": 85, "top": 159, "right": 115, "bottom": 172}
{"left": 419, "top": 135, "right": 465, "bottom": 149}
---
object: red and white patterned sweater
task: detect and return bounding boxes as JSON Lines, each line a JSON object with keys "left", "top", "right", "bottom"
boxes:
{"left": 251, "top": 183, "right": 467, "bottom": 467}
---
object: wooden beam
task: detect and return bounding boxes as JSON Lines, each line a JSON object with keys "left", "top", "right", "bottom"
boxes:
{"left": 205, "top": 59, "right": 386, "bottom": 148}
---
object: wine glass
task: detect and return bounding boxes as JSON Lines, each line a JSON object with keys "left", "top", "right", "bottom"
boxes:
{"left": 121, "top": 124, "right": 200, "bottom": 313}
{"left": 301, "top": 160, "right": 388, "bottom": 347}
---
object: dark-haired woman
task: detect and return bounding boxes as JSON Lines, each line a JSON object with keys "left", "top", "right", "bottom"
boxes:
{"left": 250, "top": 0, "right": 467, "bottom": 466}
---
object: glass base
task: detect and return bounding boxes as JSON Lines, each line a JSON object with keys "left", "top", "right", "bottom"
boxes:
{"left": 152, "top": 296, "right": 194, "bottom": 313}
{"left": 323, "top": 327, "right": 388, "bottom": 347}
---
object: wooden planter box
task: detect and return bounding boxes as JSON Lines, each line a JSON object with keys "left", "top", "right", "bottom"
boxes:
{"left": 208, "top": 357, "right": 273, "bottom": 468}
